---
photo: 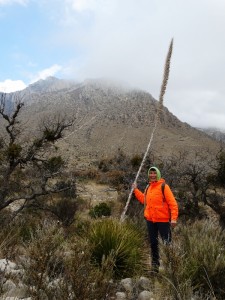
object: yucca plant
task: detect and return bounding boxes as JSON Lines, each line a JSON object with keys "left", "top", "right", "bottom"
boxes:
{"left": 88, "top": 218, "right": 147, "bottom": 279}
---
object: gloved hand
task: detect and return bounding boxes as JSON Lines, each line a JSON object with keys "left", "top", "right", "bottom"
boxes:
{"left": 171, "top": 220, "right": 177, "bottom": 228}
{"left": 132, "top": 183, "right": 137, "bottom": 189}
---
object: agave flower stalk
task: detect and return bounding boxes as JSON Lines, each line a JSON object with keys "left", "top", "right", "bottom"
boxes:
{"left": 120, "top": 38, "right": 174, "bottom": 222}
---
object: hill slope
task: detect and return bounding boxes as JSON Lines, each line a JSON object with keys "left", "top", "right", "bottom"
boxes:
{"left": 3, "top": 77, "right": 221, "bottom": 165}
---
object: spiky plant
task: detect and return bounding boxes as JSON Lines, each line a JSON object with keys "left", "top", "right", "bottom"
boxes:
{"left": 88, "top": 218, "right": 147, "bottom": 279}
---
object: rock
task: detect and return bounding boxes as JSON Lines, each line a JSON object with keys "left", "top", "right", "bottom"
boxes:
{"left": 2, "top": 280, "right": 16, "bottom": 292}
{"left": 3, "top": 286, "right": 29, "bottom": 299}
{"left": 115, "top": 292, "right": 127, "bottom": 300}
{"left": 0, "top": 259, "right": 17, "bottom": 274}
{"left": 138, "top": 290, "right": 154, "bottom": 300}
{"left": 138, "top": 276, "right": 151, "bottom": 290}
{"left": 120, "top": 278, "right": 133, "bottom": 293}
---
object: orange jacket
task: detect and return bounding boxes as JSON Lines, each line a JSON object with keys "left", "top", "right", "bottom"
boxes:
{"left": 134, "top": 179, "right": 178, "bottom": 222}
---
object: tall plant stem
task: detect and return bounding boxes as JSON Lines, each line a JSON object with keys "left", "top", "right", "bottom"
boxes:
{"left": 120, "top": 38, "right": 174, "bottom": 222}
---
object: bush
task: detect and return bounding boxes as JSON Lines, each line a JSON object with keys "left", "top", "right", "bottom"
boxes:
{"left": 20, "top": 222, "right": 64, "bottom": 299}
{"left": 160, "top": 220, "right": 225, "bottom": 300}
{"left": 106, "top": 170, "right": 125, "bottom": 186}
{"left": 130, "top": 154, "right": 142, "bottom": 167}
{"left": 88, "top": 218, "right": 146, "bottom": 279}
{"left": 89, "top": 202, "right": 111, "bottom": 219}
{"left": 51, "top": 198, "right": 77, "bottom": 226}
{"left": 44, "top": 156, "right": 64, "bottom": 173}
{"left": 216, "top": 150, "right": 225, "bottom": 187}
{"left": 6, "top": 143, "right": 22, "bottom": 160}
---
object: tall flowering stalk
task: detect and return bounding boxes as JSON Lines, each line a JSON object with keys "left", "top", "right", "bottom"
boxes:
{"left": 120, "top": 39, "right": 174, "bottom": 222}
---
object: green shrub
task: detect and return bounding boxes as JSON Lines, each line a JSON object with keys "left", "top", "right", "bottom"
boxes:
{"left": 130, "top": 154, "right": 142, "bottom": 167}
{"left": 88, "top": 218, "right": 146, "bottom": 279}
{"left": 44, "top": 156, "right": 64, "bottom": 173}
{"left": 89, "top": 202, "right": 111, "bottom": 218}
{"left": 6, "top": 143, "right": 22, "bottom": 160}
{"left": 216, "top": 150, "right": 225, "bottom": 187}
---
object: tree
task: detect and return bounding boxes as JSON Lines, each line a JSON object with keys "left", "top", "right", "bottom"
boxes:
{"left": 215, "top": 148, "right": 225, "bottom": 187}
{"left": 0, "top": 93, "right": 76, "bottom": 217}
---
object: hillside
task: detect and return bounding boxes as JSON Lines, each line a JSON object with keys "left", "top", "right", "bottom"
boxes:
{"left": 2, "top": 77, "right": 222, "bottom": 166}
{"left": 199, "top": 127, "right": 225, "bottom": 143}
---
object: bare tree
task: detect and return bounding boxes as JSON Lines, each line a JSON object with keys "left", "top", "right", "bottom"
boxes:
{"left": 0, "top": 93, "right": 76, "bottom": 217}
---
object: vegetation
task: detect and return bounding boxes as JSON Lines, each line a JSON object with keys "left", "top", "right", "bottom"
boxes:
{"left": 160, "top": 220, "right": 225, "bottom": 300}
{"left": 89, "top": 202, "right": 111, "bottom": 218}
{"left": 0, "top": 93, "right": 76, "bottom": 219}
{"left": 88, "top": 218, "right": 146, "bottom": 279}
{"left": 1, "top": 94, "right": 225, "bottom": 299}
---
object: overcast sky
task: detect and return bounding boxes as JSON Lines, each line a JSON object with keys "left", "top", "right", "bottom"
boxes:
{"left": 0, "top": 0, "right": 225, "bottom": 130}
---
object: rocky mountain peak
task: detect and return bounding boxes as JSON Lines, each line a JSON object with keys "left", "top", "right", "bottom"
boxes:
{"left": 2, "top": 77, "right": 222, "bottom": 165}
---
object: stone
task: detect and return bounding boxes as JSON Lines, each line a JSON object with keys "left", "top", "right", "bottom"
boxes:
{"left": 115, "top": 292, "right": 127, "bottom": 300}
{"left": 138, "top": 290, "right": 154, "bottom": 300}
{"left": 138, "top": 276, "right": 151, "bottom": 290}
{"left": 120, "top": 278, "right": 133, "bottom": 293}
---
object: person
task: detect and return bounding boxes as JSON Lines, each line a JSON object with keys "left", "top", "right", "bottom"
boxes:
{"left": 132, "top": 166, "right": 178, "bottom": 272}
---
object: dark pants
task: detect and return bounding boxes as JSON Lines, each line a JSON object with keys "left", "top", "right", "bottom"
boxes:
{"left": 146, "top": 220, "right": 171, "bottom": 266}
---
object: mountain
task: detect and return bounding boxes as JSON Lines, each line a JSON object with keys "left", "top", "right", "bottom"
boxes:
{"left": 199, "top": 127, "right": 225, "bottom": 143}
{"left": 2, "top": 77, "right": 222, "bottom": 166}
{"left": 26, "top": 76, "right": 78, "bottom": 94}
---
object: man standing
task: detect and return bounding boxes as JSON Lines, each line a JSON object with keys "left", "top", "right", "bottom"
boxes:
{"left": 132, "top": 166, "right": 178, "bottom": 272}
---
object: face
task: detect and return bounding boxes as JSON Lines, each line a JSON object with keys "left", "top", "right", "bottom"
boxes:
{"left": 149, "top": 170, "right": 157, "bottom": 182}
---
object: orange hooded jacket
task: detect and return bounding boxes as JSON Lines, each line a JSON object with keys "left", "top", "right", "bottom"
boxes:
{"left": 134, "top": 178, "right": 178, "bottom": 223}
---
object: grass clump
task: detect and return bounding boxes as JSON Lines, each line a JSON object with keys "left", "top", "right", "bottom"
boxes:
{"left": 160, "top": 220, "right": 225, "bottom": 300}
{"left": 88, "top": 218, "right": 146, "bottom": 279}
{"left": 20, "top": 222, "right": 65, "bottom": 299}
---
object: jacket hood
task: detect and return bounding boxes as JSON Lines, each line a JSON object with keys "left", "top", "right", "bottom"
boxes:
{"left": 148, "top": 166, "right": 161, "bottom": 181}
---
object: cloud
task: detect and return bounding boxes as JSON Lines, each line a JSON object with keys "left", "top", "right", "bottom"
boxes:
{"left": 67, "top": 0, "right": 109, "bottom": 13}
{"left": 30, "top": 64, "right": 62, "bottom": 83}
{"left": 69, "top": 0, "right": 98, "bottom": 12}
{"left": 0, "top": 0, "right": 28, "bottom": 5}
{"left": 1, "top": 0, "right": 225, "bottom": 129}
{"left": 57, "top": 0, "right": 225, "bottom": 130}
{"left": 0, "top": 79, "right": 26, "bottom": 93}
{"left": 0, "top": 65, "right": 62, "bottom": 93}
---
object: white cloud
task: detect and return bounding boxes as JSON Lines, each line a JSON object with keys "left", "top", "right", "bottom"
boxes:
{"left": 58, "top": 0, "right": 225, "bottom": 130}
{"left": 30, "top": 64, "right": 62, "bottom": 83}
{"left": 0, "top": 65, "right": 62, "bottom": 93}
{"left": 67, "top": 0, "right": 107, "bottom": 12}
{"left": 0, "top": 79, "right": 26, "bottom": 93}
{"left": 1, "top": 0, "right": 225, "bottom": 130}
{"left": 0, "top": 0, "right": 28, "bottom": 5}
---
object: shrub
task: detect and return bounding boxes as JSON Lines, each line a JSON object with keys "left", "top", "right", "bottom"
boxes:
{"left": 130, "top": 154, "right": 142, "bottom": 167}
{"left": 54, "top": 236, "right": 115, "bottom": 300}
{"left": 215, "top": 150, "right": 225, "bottom": 187}
{"left": 106, "top": 170, "right": 125, "bottom": 186}
{"left": 44, "top": 156, "right": 64, "bottom": 173}
{"left": 51, "top": 198, "right": 77, "bottom": 226}
{"left": 88, "top": 218, "right": 146, "bottom": 279}
{"left": 89, "top": 202, "right": 111, "bottom": 219}
{"left": 6, "top": 143, "right": 22, "bottom": 160}
{"left": 20, "top": 222, "right": 64, "bottom": 299}
{"left": 160, "top": 220, "right": 225, "bottom": 300}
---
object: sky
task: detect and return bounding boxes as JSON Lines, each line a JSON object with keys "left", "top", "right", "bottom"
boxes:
{"left": 0, "top": 0, "right": 225, "bottom": 130}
